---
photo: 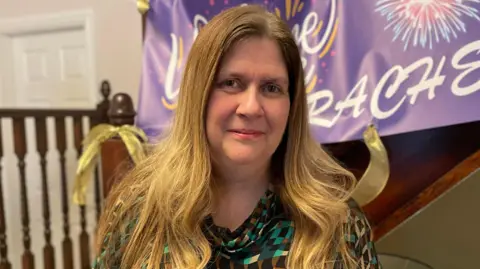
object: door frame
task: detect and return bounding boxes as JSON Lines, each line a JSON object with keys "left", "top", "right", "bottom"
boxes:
{"left": 0, "top": 9, "right": 97, "bottom": 107}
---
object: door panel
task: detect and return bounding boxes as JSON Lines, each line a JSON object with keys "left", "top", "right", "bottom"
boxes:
{"left": 12, "top": 28, "right": 92, "bottom": 108}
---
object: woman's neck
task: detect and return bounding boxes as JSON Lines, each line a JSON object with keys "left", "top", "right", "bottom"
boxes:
{"left": 211, "top": 166, "right": 270, "bottom": 231}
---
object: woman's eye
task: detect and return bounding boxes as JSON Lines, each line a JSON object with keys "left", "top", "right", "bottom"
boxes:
{"left": 264, "top": 84, "right": 281, "bottom": 93}
{"left": 223, "top": 79, "right": 239, "bottom": 88}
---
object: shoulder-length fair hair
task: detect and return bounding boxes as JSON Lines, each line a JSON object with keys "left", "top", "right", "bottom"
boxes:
{"left": 96, "top": 4, "right": 357, "bottom": 269}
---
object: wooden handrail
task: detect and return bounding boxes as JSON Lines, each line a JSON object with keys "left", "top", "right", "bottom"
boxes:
{"left": 0, "top": 109, "right": 99, "bottom": 118}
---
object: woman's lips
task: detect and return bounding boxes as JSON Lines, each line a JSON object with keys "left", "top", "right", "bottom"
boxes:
{"left": 228, "top": 129, "right": 264, "bottom": 139}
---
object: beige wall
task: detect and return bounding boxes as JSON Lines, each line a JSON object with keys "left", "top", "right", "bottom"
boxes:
{"left": 376, "top": 169, "right": 480, "bottom": 269}
{"left": 0, "top": 0, "right": 143, "bottom": 107}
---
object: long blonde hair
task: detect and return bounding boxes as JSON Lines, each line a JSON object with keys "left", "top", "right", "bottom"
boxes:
{"left": 96, "top": 5, "right": 357, "bottom": 269}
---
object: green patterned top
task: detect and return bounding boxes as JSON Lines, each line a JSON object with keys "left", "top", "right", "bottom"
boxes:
{"left": 93, "top": 190, "right": 381, "bottom": 268}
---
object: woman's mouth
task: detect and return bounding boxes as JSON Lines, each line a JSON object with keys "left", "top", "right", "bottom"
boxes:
{"left": 228, "top": 129, "right": 264, "bottom": 139}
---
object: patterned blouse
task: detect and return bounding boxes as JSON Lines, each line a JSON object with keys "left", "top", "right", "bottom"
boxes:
{"left": 93, "top": 190, "right": 381, "bottom": 268}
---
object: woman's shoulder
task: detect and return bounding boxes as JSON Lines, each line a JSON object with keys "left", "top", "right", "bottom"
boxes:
{"left": 343, "top": 199, "right": 382, "bottom": 268}
{"left": 345, "top": 198, "right": 371, "bottom": 229}
{"left": 92, "top": 215, "right": 138, "bottom": 268}
{"left": 92, "top": 194, "right": 142, "bottom": 269}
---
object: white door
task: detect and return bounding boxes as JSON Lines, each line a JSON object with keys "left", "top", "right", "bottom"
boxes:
{"left": 11, "top": 28, "right": 94, "bottom": 108}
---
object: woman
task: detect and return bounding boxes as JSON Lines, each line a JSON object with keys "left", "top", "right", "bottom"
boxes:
{"left": 94, "top": 5, "right": 381, "bottom": 269}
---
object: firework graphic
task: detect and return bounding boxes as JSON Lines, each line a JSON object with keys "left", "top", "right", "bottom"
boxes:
{"left": 375, "top": 0, "right": 480, "bottom": 50}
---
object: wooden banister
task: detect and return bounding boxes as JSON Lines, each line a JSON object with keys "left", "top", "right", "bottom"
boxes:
{"left": 0, "top": 79, "right": 113, "bottom": 269}
{"left": 0, "top": 110, "right": 99, "bottom": 118}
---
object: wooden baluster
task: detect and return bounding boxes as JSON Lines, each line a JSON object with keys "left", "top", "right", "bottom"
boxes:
{"left": 34, "top": 117, "right": 55, "bottom": 269}
{"left": 93, "top": 81, "right": 111, "bottom": 221}
{"left": 0, "top": 120, "right": 11, "bottom": 269}
{"left": 94, "top": 171, "right": 101, "bottom": 223}
{"left": 54, "top": 117, "right": 73, "bottom": 269}
{"left": 91, "top": 125, "right": 101, "bottom": 223}
{"left": 87, "top": 114, "right": 101, "bottom": 222}
{"left": 73, "top": 116, "right": 90, "bottom": 269}
{"left": 12, "top": 117, "right": 34, "bottom": 269}
{"left": 88, "top": 114, "right": 102, "bottom": 222}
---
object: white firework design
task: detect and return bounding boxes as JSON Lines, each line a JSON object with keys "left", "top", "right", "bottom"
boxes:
{"left": 375, "top": 0, "right": 480, "bottom": 50}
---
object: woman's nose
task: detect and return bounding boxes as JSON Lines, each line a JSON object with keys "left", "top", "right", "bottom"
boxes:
{"left": 236, "top": 85, "right": 264, "bottom": 118}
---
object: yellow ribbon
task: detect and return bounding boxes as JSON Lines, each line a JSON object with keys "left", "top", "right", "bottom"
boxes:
{"left": 72, "top": 124, "right": 148, "bottom": 205}
{"left": 351, "top": 124, "right": 390, "bottom": 206}
{"left": 137, "top": 0, "right": 150, "bottom": 15}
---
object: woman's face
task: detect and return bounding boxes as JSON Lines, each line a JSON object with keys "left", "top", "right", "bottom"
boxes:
{"left": 206, "top": 37, "right": 290, "bottom": 168}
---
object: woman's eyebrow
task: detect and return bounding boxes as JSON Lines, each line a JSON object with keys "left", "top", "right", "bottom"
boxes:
{"left": 262, "top": 77, "right": 289, "bottom": 85}
{"left": 217, "top": 71, "right": 288, "bottom": 84}
{"left": 216, "top": 71, "right": 247, "bottom": 79}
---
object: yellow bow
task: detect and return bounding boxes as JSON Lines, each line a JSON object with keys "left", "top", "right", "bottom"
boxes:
{"left": 73, "top": 124, "right": 148, "bottom": 205}
{"left": 137, "top": 0, "right": 150, "bottom": 15}
{"left": 351, "top": 124, "right": 390, "bottom": 206}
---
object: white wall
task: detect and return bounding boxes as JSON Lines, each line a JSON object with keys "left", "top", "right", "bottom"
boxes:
{"left": 0, "top": 0, "right": 143, "bottom": 107}
{"left": 377, "top": 169, "right": 480, "bottom": 269}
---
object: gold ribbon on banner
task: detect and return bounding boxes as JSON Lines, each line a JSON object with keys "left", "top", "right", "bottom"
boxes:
{"left": 351, "top": 124, "right": 390, "bottom": 206}
{"left": 137, "top": 0, "right": 150, "bottom": 15}
{"left": 72, "top": 124, "right": 148, "bottom": 205}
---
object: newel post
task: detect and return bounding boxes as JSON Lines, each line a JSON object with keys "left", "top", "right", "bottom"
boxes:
{"left": 99, "top": 93, "right": 137, "bottom": 199}
{"left": 96, "top": 81, "right": 112, "bottom": 125}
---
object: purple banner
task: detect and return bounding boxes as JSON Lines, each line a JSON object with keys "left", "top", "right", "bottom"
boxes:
{"left": 136, "top": 0, "right": 480, "bottom": 143}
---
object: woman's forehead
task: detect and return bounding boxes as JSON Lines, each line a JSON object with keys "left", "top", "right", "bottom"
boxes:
{"left": 216, "top": 37, "right": 288, "bottom": 80}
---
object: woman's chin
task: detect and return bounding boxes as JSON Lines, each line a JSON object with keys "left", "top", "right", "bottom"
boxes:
{"left": 224, "top": 149, "right": 261, "bottom": 165}
{"left": 227, "top": 155, "right": 257, "bottom": 165}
